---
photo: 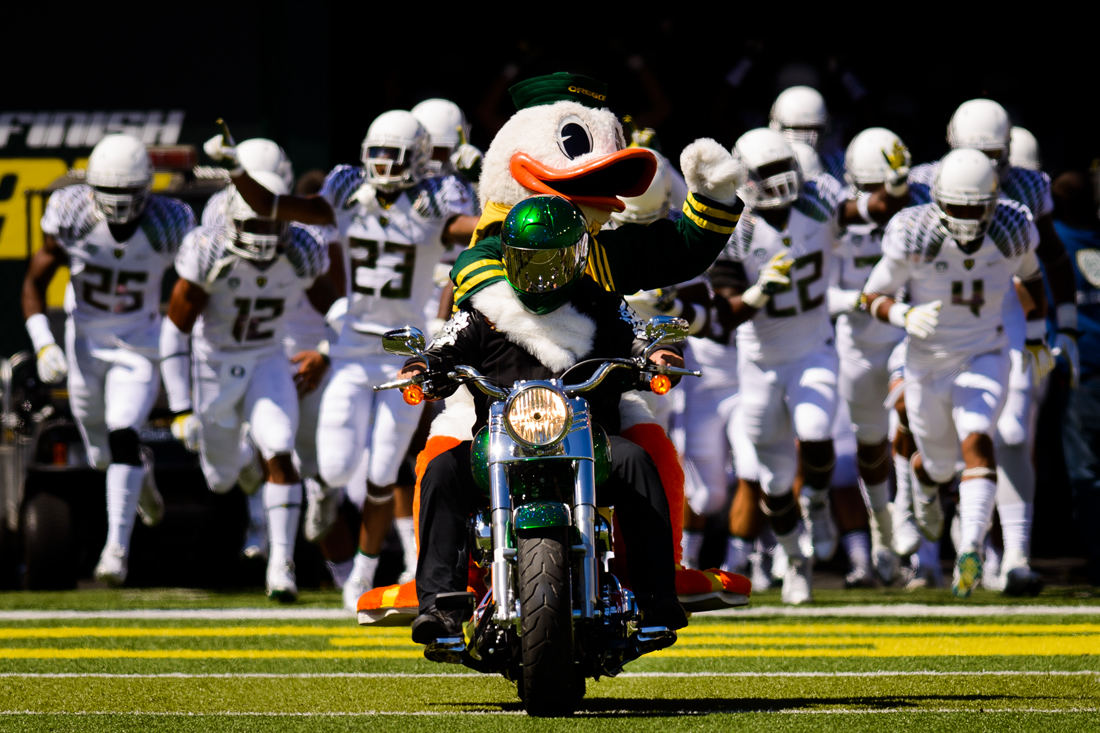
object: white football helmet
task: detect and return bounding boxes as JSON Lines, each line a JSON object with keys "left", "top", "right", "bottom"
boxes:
{"left": 85, "top": 134, "right": 154, "bottom": 224}
{"left": 612, "top": 153, "right": 674, "bottom": 225}
{"left": 237, "top": 138, "right": 295, "bottom": 189}
{"left": 845, "top": 127, "right": 911, "bottom": 189}
{"left": 226, "top": 171, "right": 290, "bottom": 261}
{"left": 769, "top": 86, "right": 828, "bottom": 150}
{"left": 411, "top": 98, "right": 471, "bottom": 176}
{"left": 790, "top": 141, "right": 824, "bottom": 180}
{"left": 946, "top": 99, "right": 1012, "bottom": 178}
{"left": 1009, "top": 126, "right": 1041, "bottom": 171}
{"left": 361, "top": 110, "right": 432, "bottom": 193}
{"left": 733, "top": 128, "right": 802, "bottom": 210}
{"left": 932, "top": 148, "right": 999, "bottom": 243}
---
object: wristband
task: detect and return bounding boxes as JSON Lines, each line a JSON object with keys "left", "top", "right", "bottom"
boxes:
{"left": 741, "top": 284, "right": 769, "bottom": 309}
{"left": 25, "top": 313, "right": 56, "bottom": 353}
{"left": 1025, "top": 318, "right": 1047, "bottom": 341}
{"left": 887, "top": 302, "right": 909, "bottom": 329}
{"left": 856, "top": 191, "right": 875, "bottom": 225}
{"left": 1056, "top": 303, "right": 1078, "bottom": 332}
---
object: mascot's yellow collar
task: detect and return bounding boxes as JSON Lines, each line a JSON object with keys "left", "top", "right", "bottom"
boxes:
{"left": 468, "top": 201, "right": 603, "bottom": 249}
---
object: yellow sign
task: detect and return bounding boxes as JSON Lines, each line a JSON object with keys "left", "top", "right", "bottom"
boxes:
{"left": 0, "top": 158, "right": 70, "bottom": 307}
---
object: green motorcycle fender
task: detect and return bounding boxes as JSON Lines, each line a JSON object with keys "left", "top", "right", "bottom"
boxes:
{"left": 513, "top": 501, "right": 571, "bottom": 530}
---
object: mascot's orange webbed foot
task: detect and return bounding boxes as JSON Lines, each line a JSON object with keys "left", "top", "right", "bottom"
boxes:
{"left": 675, "top": 567, "right": 752, "bottom": 612}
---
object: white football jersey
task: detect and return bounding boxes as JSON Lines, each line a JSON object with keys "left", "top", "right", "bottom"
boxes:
{"left": 909, "top": 162, "right": 1053, "bottom": 219}
{"left": 175, "top": 225, "right": 329, "bottom": 356}
{"left": 320, "top": 165, "right": 476, "bottom": 337}
{"left": 719, "top": 178, "right": 843, "bottom": 365}
{"left": 872, "top": 200, "right": 1040, "bottom": 369}
{"left": 41, "top": 185, "right": 195, "bottom": 334}
{"left": 834, "top": 219, "right": 904, "bottom": 346}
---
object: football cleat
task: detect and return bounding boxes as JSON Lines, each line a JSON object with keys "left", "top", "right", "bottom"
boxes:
{"left": 872, "top": 545, "right": 899, "bottom": 586}
{"left": 1001, "top": 549, "right": 1043, "bottom": 596}
{"left": 136, "top": 446, "right": 165, "bottom": 527}
{"left": 911, "top": 484, "right": 944, "bottom": 541}
{"left": 869, "top": 506, "right": 898, "bottom": 584}
{"left": 94, "top": 543, "right": 128, "bottom": 587}
{"left": 982, "top": 538, "right": 1004, "bottom": 591}
{"left": 782, "top": 554, "right": 813, "bottom": 605}
{"left": 952, "top": 548, "right": 983, "bottom": 598}
{"left": 799, "top": 486, "right": 838, "bottom": 562}
{"left": 397, "top": 566, "right": 416, "bottom": 587}
{"left": 891, "top": 501, "right": 923, "bottom": 557}
{"left": 303, "top": 478, "right": 341, "bottom": 543}
{"left": 845, "top": 563, "right": 876, "bottom": 589}
{"left": 343, "top": 571, "right": 373, "bottom": 613}
{"left": 266, "top": 559, "right": 298, "bottom": 603}
{"left": 242, "top": 517, "right": 269, "bottom": 562}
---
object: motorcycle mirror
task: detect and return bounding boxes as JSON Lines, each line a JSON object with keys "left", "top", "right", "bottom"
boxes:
{"left": 381, "top": 327, "right": 427, "bottom": 357}
{"left": 644, "top": 315, "right": 689, "bottom": 345}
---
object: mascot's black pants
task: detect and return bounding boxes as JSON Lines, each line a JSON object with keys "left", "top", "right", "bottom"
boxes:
{"left": 416, "top": 436, "right": 677, "bottom": 613}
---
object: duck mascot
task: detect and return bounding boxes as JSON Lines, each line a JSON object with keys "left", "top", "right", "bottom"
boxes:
{"left": 358, "top": 73, "right": 751, "bottom": 625}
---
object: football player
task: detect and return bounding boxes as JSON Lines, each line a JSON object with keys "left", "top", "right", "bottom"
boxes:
{"left": 206, "top": 110, "right": 480, "bottom": 609}
{"left": 909, "top": 100, "right": 1077, "bottom": 592}
{"left": 711, "top": 128, "right": 908, "bottom": 603}
{"left": 863, "top": 149, "right": 1051, "bottom": 597}
{"left": 827, "top": 127, "right": 914, "bottom": 583}
{"left": 22, "top": 134, "right": 195, "bottom": 586}
{"left": 411, "top": 98, "right": 483, "bottom": 186}
{"left": 769, "top": 86, "right": 845, "bottom": 182}
{"left": 161, "top": 172, "right": 332, "bottom": 601}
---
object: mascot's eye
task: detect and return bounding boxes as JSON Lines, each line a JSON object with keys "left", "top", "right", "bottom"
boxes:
{"left": 557, "top": 115, "right": 593, "bottom": 160}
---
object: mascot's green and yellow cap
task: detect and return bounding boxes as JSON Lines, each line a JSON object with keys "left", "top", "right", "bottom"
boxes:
{"left": 509, "top": 72, "right": 608, "bottom": 111}
{"left": 501, "top": 195, "right": 591, "bottom": 314}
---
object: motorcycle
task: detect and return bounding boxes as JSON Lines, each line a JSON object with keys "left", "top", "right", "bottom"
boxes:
{"left": 374, "top": 315, "right": 699, "bottom": 717}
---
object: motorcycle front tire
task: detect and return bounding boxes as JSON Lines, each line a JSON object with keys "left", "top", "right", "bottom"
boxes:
{"left": 518, "top": 525, "right": 577, "bottom": 717}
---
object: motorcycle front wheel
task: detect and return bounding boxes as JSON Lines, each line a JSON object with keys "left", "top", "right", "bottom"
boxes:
{"left": 517, "top": 526, "right": 576, "bottom": 717}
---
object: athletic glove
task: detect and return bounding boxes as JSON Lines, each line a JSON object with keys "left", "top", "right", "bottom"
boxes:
{"left": 888, "top": 300, "right": 941, "bottom": 339}
{"left": 203, "top": 134, "right": 239, "bottom": 167}
{"left": 36, "top": 344, "right": 68, "bottom": 384}
{"left": 170, "top": 411, "right": 202, "bottom": 453}
{"left": 625, "top": 289, "right": 681, "bottom": 319}
{"left": 741, "top": 252, "right": 794, "bottom": 309}
{"left": 450, "top": 144, "right": 482, "bottom": 181}
{"left": 1052, "top": 329, "right": 1081, "bottom": 390}
{"left": 882, "top": 143, "right": 911, "bottom": 198}
{"left": 1022, "top": 319, "right": 1056, "bottom": 386}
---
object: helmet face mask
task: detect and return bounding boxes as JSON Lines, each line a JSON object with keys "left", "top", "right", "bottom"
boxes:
{"left": 743, "top": 157, "right": 801, "bottom": 210}
{"left": 92, "top": 185, "right": 149, "bottom": 224}
{"left": 85, "top": 134, "right": 154, "bottom": 226}
{"left": 932, "top": 148, "right": 999, "bottom": 245}
{"left": 501, "top": 195, "right": 590, "bottom": 314}
{"left": 224, "top": 172, "right": 290, "bottom": 262}
{"left": 361, "top": 111, "right": 432, "bottom": 193}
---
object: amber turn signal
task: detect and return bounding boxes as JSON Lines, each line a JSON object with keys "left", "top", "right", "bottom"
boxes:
{"left": 649, "top": 374, "right": 672, "bottom": 395}
{"left": 403, "top": 384, "right": 425, "bottom": 405}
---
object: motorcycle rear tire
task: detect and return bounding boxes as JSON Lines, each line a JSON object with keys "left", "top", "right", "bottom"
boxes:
{"left": 518, "top": 526, "right": 576, "bottom": 717}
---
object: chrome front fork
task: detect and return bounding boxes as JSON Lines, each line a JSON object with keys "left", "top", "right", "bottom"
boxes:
{"left": 487, "top": 411, "right": 515, "bottom": 623}
{"left": 565, "top": 407, "right": 597, "bottom": 619}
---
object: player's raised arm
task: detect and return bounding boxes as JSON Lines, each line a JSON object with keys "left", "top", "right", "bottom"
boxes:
{"left": 839, "top": 134, "right": 911, "bottom": 227}
{"left": 22, "top": 234, "right": 69, "bottom": 383}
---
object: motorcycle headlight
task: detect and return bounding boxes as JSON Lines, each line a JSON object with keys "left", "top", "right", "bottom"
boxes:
{"left": 504, "top": 385, "right": 571, "bottom": 449}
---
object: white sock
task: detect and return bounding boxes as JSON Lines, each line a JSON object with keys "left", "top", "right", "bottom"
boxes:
{"left": 997, "top": 500, "right": 1032, "bottom": 556}
{"left": 263, "top": 482, "right": 302, "bottom": 565}
{"left": 247, "top": 492, "right": 266, "bottom": 529}
{"left": 106, "top": 463, "right": 143, "bottom": 550}
{"left": 957, "top": 477, "right": 997, "bottom": 551}
{"left": 326, "top": 557, "right": 355, "bottom": 589}
{"left": 996, "top": 444, "right": 1035, "bottom": 556}
{"left": 842, "top": 530, "right": 871, "bottom": 568}
{"left": 893, "top": 454, "right": 913, "bottom": 514}
{"left": 859, "top": 477, "right": 890, "bottom": 513}
{"left": 394, "top": 516, "right": 417, "bottom": 567}
{"left": 681, "top": 530, "right": 704, "bottom": 569}
{"left": 351, "top": 550, "right": 380, "bottom": 586}
{"left": 722, "top": 535, "right": 752, "bottom": 573}
{"left": 775, "top": 524, "right": 806, "bottom": 560}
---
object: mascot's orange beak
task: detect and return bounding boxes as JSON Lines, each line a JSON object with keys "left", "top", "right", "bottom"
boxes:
{"left": 509, "top": 148, "right": 658, "bottom": 212}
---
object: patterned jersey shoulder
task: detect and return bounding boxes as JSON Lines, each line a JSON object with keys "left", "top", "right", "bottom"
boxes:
{"left": 1001, "top": 166, "right": 1053, "bottom": 220}
{"left": 407, "top": 174, "right": 478, "bottom": 221}
{"left": 320, "top": 165, "right": 365, "bottom": 211}
{"left": 907, "top": 161, "right": 937, "bottom": 206}
{"left": 723, "top": 211, "right": 759, "bottom": 261}
{"left": 881, "top": 204, "right": 947, "bottom": 263}
{"left": 792, "top": 173, "right": 843, "bottom": 223}
{"left": 40, "top": 184, "right": 101, "bottom": 244}
{"left": 200, "top": 187, "right": 232, "bottom": 228}
{"left": 140, "top": 195, "right": 197, "bottom": 255}
{"left": 283, "top": 224, "right": 330, "bottom": 281}
{"left": 175, "top": 226, "right": 234, "bottom": 287}
{"left": 987, "top": 198, "right": 1037, "bottom": 259}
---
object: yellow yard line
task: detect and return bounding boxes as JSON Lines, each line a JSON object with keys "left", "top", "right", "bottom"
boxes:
{"left": 0, "top": 626, "right": 399, "bottom": 639}
{"left": 328, "top": 637, "right": 420, "bottom": 648}
{"left": 678, "top": 623, "right": 1100, "bottom": 636}
{"left": 657, "top": 635, "right": 1100, "bottom": 657}
{"left": 0, "top": 648, "right": 422, "bottom": 660}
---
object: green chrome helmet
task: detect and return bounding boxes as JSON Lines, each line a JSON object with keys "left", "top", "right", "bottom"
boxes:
{"left": 501, "top": 195, "right": 590, "bottom": 314}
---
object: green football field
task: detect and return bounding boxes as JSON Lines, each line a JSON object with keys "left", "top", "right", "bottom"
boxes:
{"left": 1, "top": 587, "right": 1098, "bottom": 732}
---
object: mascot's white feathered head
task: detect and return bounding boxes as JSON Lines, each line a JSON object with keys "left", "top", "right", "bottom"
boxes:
{"left": 478, "top": 73, "right": 658, "bottom": 226}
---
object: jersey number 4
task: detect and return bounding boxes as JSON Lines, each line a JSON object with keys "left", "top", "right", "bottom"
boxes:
{"left": 232, "top": 298, "right": 285, "bottom": 343}
{"left": 349, "top": 238, "right": 416, "bottom": 299}
{"left": 82, "top": 265, "right": 147, "bottom": 313}
{"left": 766, "top": 251, "right": 825, "bottom": 318}
{"left": 951, "top": 280, "right": 985, "bottom": 317}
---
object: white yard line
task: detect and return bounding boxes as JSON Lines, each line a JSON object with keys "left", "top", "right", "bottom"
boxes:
{"left": 0, "top": 670, "right": 1096, "bottom": 679}
{"left": 1, "top": 604, "right": 1097, "bottom": 621}
{"left": 0, "top": 708, "right": 1094, "bottom": 717}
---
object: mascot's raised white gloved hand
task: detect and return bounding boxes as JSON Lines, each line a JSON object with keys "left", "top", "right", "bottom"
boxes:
{"left": 680, "top": 138, "right": 745, "bottom": 205}
{"left": 450, "top": 144, "right": 483, "bottom": 180}
{"left": 36, "top": 344, "right": 68, "bottom": 384}
{"left": 741, "top": 253, "right": 794, "bottom": 309}
{"left": 888, "top": 300, "right": 941, "bottom": 339}
{"left": 170, "top": 411, "right": 202, "bottom": 453}
{"left": 203, "top": 135, "right": 239, "bottom": 167}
